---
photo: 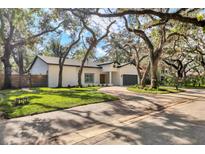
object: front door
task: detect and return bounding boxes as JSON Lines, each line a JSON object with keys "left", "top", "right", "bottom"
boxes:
{"left": 100, "top": 74, "right": 106, "bottom": 84}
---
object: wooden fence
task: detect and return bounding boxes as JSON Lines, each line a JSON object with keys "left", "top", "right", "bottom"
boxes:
{"left": 0, "top": 74, "right": 48, "bottom": 89}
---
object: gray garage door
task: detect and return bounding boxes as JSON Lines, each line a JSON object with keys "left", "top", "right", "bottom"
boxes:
{"left": 123, "top": 74, "right": 138, "bottom": 86}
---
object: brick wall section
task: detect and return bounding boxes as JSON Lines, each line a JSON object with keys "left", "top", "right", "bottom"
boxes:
{"left": 0, "top": 74, "right": 48, "bottom": 89}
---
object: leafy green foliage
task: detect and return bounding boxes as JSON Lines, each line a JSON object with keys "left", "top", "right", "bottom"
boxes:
{"left": 128, "top": 86, "right": 184, "bottom": 94}
{"left": 0, "top": 8, "right": 63, "bottom": 78}
{"left": 183, "top": 76, "right": 205, "bottom": 88}
{"left": 197, "top": 13, "right": 204, "bottom": 21}
{"left": 160, "top": 75, "right": 176, "bottom": 87}
{"left": 203, "top": 26, "right": 205, "bottom": 33}
{"left": 161, "top": 75, "right": 205, "bottom": 88}
{"left": 170, "top": 26, "right": 180, "bottom": 33}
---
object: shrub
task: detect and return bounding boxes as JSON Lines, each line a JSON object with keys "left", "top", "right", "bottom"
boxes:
{"left": 161, "top": 76, "right": 176, "bottom": 87}
{"left": 67, "top": 84, "right": 71, "bottom": 88}
{"left": 183, "top": 76, "right": 205, "bottom": 87}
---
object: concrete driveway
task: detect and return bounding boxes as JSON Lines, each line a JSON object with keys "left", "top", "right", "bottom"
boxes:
{"left": 76, "top": 95, "right": 205, "bottom": 144}
{"left": 0, "top": 86, "right": 205, "bottom": 144}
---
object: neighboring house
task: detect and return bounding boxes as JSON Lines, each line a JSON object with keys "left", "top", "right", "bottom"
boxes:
{"left": 29, "top": 55, "right": 139, "bottom": 87}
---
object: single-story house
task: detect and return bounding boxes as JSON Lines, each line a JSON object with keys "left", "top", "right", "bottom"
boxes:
{"left": 29, "top": 55, "right": 139, "bottom": 87}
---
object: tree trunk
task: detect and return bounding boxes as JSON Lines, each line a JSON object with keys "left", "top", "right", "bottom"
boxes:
{"left": 150, "top": 49, "right": 163, "bottom": 89}
{"left": 177, "top": 69, "right": 183, "bottom": 78}
{"left": 183, "top": 71, "right": 186, "bottom": 79}
{"left": 58, "top": 64, "right": 63, "bottom": 88}
{"left": 150, "top": 61, "right": 158, "bottom": 89}
{"left": 136, "top": 65, "right": 142, "bottom": 85}
{"left": 28, "top": 73, "right": 32, "bottom": 88}
{"left": 1, "top": 44, "right": 12, "bottom": 89}
{"left": 175, "top": 76, "right": 179, "bottom": 90}
{"left": 183, "top": 70, "right": 187, "bottom": 86}
{"left": 18, "top": 51, "right": 24, "bottom": 88}
{"left": 176, "top": 69, "right": 183, "bottom": 88}
{"left": 78, "top": 56, "right": 88, "bottom": 87}
{"left": 18, "top": 67, "right": 24, "bottom": 88}
{"left": 78, "top": 68, "right": 83, "bottom": 87}
{"left": 140, "top": 63, "right": 150, "bottom": 88}
{"left": 78, "top": 47, "right": 93, "bottom": 87}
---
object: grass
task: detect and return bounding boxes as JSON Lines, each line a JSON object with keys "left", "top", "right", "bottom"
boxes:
{"left": 182, "top": 84, "right": 205, "bottom": 89}
{"left": 128, "top": 86, "right": 184, "bottom": 94}
{"left": 162, "top": 84, "right": 205, "bottom": 89}
{"left": 0, "top": 87, "right": 118, "bottom": 118}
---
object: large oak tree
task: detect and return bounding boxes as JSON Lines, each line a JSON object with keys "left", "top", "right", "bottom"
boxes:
{"left": 0, "top": 9, "right": 62, "bottom": 89}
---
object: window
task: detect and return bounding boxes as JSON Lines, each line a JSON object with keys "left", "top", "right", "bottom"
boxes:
{"left": 84, "top": 73, "right": 94, "bottom": 83}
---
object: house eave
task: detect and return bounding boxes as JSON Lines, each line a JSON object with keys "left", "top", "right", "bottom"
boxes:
{"left": 48, "top": 63, "right": 102, "bottom": 69}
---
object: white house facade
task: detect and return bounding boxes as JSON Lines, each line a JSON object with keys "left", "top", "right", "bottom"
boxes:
{"left": 29, "top": 55, "right": 139, "bottom": 87}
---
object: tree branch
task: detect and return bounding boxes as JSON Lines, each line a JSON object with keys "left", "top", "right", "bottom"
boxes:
{"left": 12, "top": 21, "right": 63, "bottom": 47}
{"left": 123, "top": 16, "right": 154, "bottom": 52}
{"left": 163, "top": 59, "right": 179, "bottom": 70}
{"left": 81, "top": 8, "right": 205, "bottom": 27}
{"left": 175, "top": 8, "right": 188, "bottom": 14}
{"left": 139, "top": 55, "right": 148, "bottom": 62}
{"left": 63, "top": 28, "right": 84, "bottom": 60}
{"left": 97, "top": 21, "right": 116, "bottom": 42}
{"left": 146, "top": 19, "right": 169, "bottom": 29}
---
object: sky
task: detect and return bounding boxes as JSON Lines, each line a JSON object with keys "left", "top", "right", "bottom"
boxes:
{"left": 60, "top": 33, "right": 71, "bottom": 45}
{"left": 57, "top": 32, "right": 108, "bottom": 58}
{"left": 55, "top": 13, "right": 123, "bottom": 58}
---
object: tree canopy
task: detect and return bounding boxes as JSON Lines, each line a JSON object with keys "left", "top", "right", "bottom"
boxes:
{"left": 0, "top": 8, "right": 205, "bottom": 89}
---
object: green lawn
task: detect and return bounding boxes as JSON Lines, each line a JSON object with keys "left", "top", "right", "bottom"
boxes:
{"left": 128, "top": 86, "right": 184, "bottom": 94}
{"left": 0, "top": 87, "right": 118, "bottom": 118}
{"left": 182, "top": 85, "right": 205, "bottom": 89}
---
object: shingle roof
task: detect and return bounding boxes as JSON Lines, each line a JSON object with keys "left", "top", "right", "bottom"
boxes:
{"left": 38, "top": 55, "right": 101, "bottom": 68}
{"left": 29, "top": 55, "right": 135, "bottom": 71}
